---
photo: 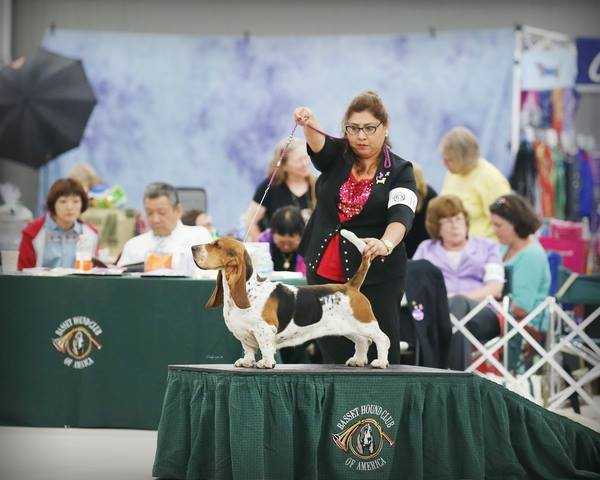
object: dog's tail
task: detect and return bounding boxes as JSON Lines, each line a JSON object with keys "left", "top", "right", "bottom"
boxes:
{"left": 346, "top": 254, "right": 372, "bottom": 290}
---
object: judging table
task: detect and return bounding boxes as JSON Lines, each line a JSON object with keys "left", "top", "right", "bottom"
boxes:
{"left": 0, "top": 273, "right": 305, "bottom": 429}
{"left": 153, "top": 364, "right": 600, "bottom": 480}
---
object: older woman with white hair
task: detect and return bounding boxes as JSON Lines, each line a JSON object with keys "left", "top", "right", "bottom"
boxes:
{"left": 440, "top": 126, "right": 510, "bottom": 239}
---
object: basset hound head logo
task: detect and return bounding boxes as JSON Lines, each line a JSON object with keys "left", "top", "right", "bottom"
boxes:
{"left": 332, "top": 404, "right": 395, "bottom": 471}
{"left": 52, "top": 316, "right": 103, "bottom": 369}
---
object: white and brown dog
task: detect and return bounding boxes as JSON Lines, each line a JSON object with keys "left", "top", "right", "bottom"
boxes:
{"left": 192, "top": 237, "right": 390, "bottom": 369}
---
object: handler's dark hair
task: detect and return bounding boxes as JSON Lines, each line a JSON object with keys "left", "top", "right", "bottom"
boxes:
{"left": 46, "top": 178, "right": 89, "bottom": 215}
{"left": 270, "top": 206, "right": 305, "bottom": 237}
{"left": 342, "top": 90, "right": 391, "bottom": 147}
{"left": 489, "top": 193, "right": 541, "bottom": 239}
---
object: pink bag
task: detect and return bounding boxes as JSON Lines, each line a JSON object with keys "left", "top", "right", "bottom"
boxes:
{"left": 539, "top": 236, "right": 588, "bottom": 273}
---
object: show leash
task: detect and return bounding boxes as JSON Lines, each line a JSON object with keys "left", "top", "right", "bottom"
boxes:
{"left": 243, "top": 123, "right": 299, "bottom": 242}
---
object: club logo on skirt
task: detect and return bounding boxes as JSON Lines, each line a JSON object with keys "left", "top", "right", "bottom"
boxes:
{"left": 52, "top": 316, "right": 103, "bottom": 369}
{"left": 332, "top": 404, "right": 395, "bottom": 471}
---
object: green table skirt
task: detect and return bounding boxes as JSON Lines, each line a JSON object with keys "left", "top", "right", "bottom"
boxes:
{"left": 152, "top": 365, "right": 600, "bottom": 480}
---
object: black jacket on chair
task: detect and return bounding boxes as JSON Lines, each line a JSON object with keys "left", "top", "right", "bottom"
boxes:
{"left": 299, "top": 136, "right": 417, "bottom": 286}
{"left": 400, "top": 259, "right": 452, "bottom": 368}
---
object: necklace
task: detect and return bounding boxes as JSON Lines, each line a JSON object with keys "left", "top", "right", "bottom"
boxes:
{"left": 282, "top": 252, "right": 294, "bottom": 270}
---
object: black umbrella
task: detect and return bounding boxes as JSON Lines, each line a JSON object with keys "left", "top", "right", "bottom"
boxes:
{"left": 0, "top": 48, "right": 97, "bottom": 167}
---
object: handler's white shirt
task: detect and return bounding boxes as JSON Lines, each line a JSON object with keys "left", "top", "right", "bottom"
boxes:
{"left": 118, "top": 221, "right": 211, "bottom": 275}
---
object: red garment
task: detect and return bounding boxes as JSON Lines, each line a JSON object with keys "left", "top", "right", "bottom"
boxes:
{"left": 18, "top": 217, "right": 45, "bottom": 270}
{"left": 317, "top": 172, "right": 373, "bottom": 281}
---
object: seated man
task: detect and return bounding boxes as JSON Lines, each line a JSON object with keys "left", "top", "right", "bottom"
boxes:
{"left": 118, "top": 182, "right": 212, "bottom": 275}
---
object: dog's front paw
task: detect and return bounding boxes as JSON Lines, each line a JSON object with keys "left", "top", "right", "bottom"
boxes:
{"left": 234, "top": 357, "right": 255, "bottom": 368}
{"left": 255, "top": 358, "right": 276, "bottom": 369}
{"left": 370, "top": 358, "right": 389, "bottom": 369}
{"left": 345, "top": 356, "right": 367, "bottom": 367}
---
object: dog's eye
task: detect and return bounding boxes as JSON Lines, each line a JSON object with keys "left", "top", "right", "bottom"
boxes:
{"left": 226, "top": 249, "right": 235, "bottom": 256}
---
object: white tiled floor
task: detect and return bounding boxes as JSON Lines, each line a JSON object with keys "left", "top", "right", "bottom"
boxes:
{"left": 0, "top": 427, "right": 157, "bottom": 480}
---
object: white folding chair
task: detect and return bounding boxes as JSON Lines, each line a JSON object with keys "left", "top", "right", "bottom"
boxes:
{"left": 450, "top": 296, "right": 600, "bottom": 416}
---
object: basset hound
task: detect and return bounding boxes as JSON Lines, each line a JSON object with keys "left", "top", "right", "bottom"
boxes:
{"left": 191, "top": 237, "right": 390, "bottom": 369}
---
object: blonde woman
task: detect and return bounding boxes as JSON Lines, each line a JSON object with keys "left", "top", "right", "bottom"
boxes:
{"left": 245, "top": 137, "right": 315, "bottom": 241}
{"left": 440, "top": 127, "right": 510, "bottom": 239}
{"left": 68, "top": 163, "right": 103, "bottom": 193}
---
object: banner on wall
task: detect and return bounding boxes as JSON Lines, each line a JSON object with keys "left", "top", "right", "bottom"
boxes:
{"left": 41, "top": 29, "right": 515, "bottom": 232}
{"left": 521, "top": 45, "right": 577, "bottom": 91}
{"left": 576, "top": 37, "right": 600, "bottom": 92}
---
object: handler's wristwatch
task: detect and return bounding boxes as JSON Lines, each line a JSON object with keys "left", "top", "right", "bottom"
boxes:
{"left": 381, "top": 238, "right": 394, "bottom": 255}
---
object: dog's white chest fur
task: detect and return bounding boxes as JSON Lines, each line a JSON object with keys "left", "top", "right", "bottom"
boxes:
{"left": 221, "top": 274, "right": 282, "bottom": 346}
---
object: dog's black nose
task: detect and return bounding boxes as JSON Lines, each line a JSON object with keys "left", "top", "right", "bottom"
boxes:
{"left": 191, "top": 245, "right": 200, "bottom": 254}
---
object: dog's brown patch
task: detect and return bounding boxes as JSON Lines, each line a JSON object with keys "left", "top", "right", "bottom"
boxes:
{"left": 261, "top": 295, "right": 279, "bottom": 329}
{"left": 348, "top": 289, "right": 376, "bottom": 323}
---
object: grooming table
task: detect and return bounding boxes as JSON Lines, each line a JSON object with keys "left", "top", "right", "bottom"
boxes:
{"left": 152, "top": 364, "right": 600, "bottom": 480}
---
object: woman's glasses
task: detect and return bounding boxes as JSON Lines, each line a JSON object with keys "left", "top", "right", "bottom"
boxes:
{"left": 345, "top": 122, "right": 382, "bottom": 136}
{"left": 439, "top": 214, "right": 466, "bottom": 227}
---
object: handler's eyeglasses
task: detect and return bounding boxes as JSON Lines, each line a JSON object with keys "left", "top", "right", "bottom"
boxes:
{"left": 345, "top": 122, "right": 382, "bottom": 136}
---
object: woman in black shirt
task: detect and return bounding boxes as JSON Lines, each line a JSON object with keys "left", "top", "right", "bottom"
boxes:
{"left": 294, "top": 91, "right": 417, "bottom": 364}
{"left": 245, "top": 137, "right": 315, "bottom": 241}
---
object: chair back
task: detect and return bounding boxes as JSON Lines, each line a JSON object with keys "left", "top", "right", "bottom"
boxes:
{"left": 176, "top": 187, "right": 207, "bottom": 213}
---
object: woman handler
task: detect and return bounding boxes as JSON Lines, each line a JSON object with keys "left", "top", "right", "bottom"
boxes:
{"left": 294, "top": 91, "right": 417, "bottom": 364}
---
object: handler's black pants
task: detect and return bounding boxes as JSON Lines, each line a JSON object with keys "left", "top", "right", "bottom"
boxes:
{"left": 307, "top": 271, "right": 405, "bottom": 365}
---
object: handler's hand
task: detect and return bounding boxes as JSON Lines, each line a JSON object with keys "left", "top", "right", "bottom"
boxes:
{"left": 362, "top": 238, "right": 389, "bottom": 258}
{"left": 293, "top": 107, "right": 314, "bottom": 126}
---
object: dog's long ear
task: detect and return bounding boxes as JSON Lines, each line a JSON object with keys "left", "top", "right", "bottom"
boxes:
{"left": 244, "top": 250, "right": 253, "bottom": 280}
{"left": 226, "top": 254, "right": 251, "bottom": 309}
{"left": 205, "top": 271, "right": 224, "bottom": 308}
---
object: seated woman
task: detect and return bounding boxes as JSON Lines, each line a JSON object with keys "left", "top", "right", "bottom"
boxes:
{"left": 244, "top": 137, "right": 315, "bottom": 241}
{"left": 413, "top": 195, "right": 504, "bottom": 369}
{"left": 18, "top": 178, "right": 98, "bottom": 270}
{"left": 258, "top": 206, "right": 306, "bottom": 275}
{"left": 490, "top": 193, "right": 551, "bottom": 370}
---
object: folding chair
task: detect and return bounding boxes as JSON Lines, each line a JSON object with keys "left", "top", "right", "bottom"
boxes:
{"left": 451, "top": 296, "right": 600, "bottom": 413}
{"left": 548, "top": 270, "right": 600, "bottom": 415}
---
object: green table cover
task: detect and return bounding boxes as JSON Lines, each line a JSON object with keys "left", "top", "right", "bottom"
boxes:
{"left": 153, "top": 365, "right": 600, "bottom": 480}
{"left": 0, "top": 274, "right": 262, "bottom": 428}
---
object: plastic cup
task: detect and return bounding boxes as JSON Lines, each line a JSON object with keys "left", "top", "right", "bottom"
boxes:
{"left": 1, "top": 250, "right": 19, "bottom": 273}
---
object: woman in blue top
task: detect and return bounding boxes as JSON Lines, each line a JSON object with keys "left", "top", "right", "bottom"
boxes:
{"left": 490, "top": 193, "right": 550, "bottom": 370}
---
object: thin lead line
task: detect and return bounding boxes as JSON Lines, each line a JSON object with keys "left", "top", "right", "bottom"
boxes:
{"left": 243, "top": 123, "right": 299, "bottom": 242}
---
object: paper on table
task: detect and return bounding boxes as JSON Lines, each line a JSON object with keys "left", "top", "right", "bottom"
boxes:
{"left": 71, "top": 267, "right": 125, "bottom": 276}
{"left": 21, "top": 267, "right": 77, "bottom": 276}
{"left": 139, "top": 268, "right": 188, "bottom": 277}
{"left": 268, "top": 271, "right": 304, "bottom": 280}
